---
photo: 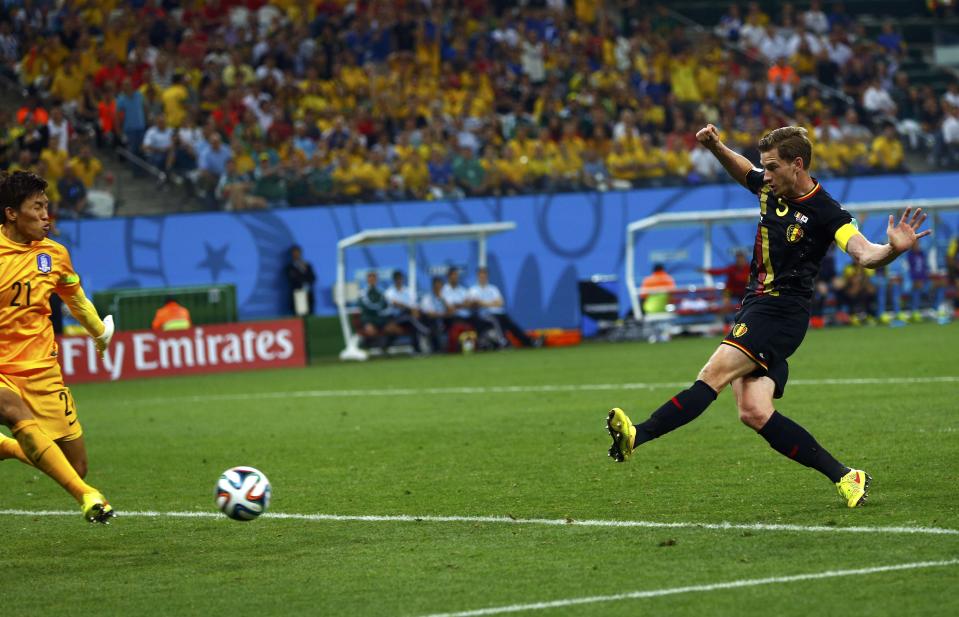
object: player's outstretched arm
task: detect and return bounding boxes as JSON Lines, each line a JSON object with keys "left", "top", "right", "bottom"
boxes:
{"left": 843, "top": 207, "right": 931, "bottom": 269}
{"left": 695, "top": 124, "right": 755, "bottom": 189}
{"left": 60, "top": 286, "right": 114, "bottom": 357}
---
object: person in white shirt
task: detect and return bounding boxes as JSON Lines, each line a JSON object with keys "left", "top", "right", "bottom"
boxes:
{"left": 520, "top": 30, "right": 545, "bottom": 83}
{"left": 801, "top": 0, "right": 829, "bottom": 35}
{"left": 255, "top": 55, "right": 285, "bottom": 85}
{"left": 441, "top": 267, "right": 472, "bottom": 320}
{"left": 943, "top": 83, "right": 959, "bottom": 110}
{"left": 940, "top": 105, "right": 959, "bottom": 166}
{"left": 384, "top": 270, "right": 429, "bottom": 352}
{"left": 825, "top": 30, "right": 853, "bottom": 67}
{"left": 142, "top": 114, "right": 174, "bottom": 171}
{"left": 862, "top": 78, "right": 897, "bottom": 119}
{"left": 739, "top": 13, "right": 766, "bottom": 51}
{"left": 690, "top": 144, "right": 724, "bottom": 182}
{"left": 47, "top": 106, "right": 70, "bottom": 154}
{"left": 468, "top": 267, "right": 535, "bottom": 348}
{"left": 757, "top": 25, "right": 798, "bottom": 62}
{"left": 943, "top": 106, "right": 959, "bottom": 143}
{"left": 441, "top": 266, "right": 498, "bottom": 348}
{"left": 613, "top": 109, "right": 642, "bottom": 144}
{"left": 420, "top": 276, "right": 450, "bottom": 353}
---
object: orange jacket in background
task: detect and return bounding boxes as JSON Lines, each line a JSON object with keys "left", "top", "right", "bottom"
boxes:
{"left": 152, "top": 301, "right": 192, "bottom": 331}
{"left": 640, "top": 270, "right": 677, "bottom": 314}
{"left": 640, "top": 270, "right": 676, "bottom": 295}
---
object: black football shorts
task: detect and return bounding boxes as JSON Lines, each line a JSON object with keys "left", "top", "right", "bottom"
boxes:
{"left": 722, "top": 295, "right": 810, "bottom": 398}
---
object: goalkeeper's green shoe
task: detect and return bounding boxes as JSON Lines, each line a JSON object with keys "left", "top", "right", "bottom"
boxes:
{"left": 836, "top": 469, "right": 871, "bottom": 508}
{"left": 606, "top": 408, "right": 637, "bottom": 463}
{"left": 81, "top": 492, "right": 115, "bottom": 524}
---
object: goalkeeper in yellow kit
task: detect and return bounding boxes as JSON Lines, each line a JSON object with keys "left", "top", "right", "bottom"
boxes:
{"left": 0, "top": 171, "right": 115, "bottom": 523}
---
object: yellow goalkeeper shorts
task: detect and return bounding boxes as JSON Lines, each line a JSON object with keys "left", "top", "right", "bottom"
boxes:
{"left": 0, "top": 364, "right": 83, "bottom": 442}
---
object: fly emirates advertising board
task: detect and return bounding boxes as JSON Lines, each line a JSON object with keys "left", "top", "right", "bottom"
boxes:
{"left": 58, "top": 319, "right": 307, "bottom": 383}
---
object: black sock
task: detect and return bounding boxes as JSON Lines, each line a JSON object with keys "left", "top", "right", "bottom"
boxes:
{"left": 634, "top": 380, "right": 718, "bottom": 446}
{"left": 757, "top": 411, "right": 848, "bottom": 482}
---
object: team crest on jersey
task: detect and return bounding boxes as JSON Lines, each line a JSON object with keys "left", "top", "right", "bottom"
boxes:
{"left": 732, "top": 323, "right": 748, "bottom": 338}
{"left": 793, "top": 211, "right": 809, "bottom": 224}
{"left": 36, "top": 252, "right": 52, "bottom": 273}
{"left": 786, "top": 224, "right": 804, "bottom": 243}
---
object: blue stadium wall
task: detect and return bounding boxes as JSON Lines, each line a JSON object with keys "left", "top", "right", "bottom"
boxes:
{"left": 60, "top": 172, "right": 959, "bottom": 329}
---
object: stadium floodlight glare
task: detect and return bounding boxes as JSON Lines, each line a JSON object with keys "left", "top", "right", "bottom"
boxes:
{"left": 335, "top": 222, "right": 517, "bottom": 361}
{"left": 625, "top": 197, "right": 959, "bottom": 320}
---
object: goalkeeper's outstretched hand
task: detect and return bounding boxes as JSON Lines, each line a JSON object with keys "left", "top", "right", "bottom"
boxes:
{"left": 95, "top": 315, "right": 114, "bottom": 358}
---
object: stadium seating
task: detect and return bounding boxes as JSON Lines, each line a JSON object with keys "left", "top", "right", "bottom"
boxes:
{"left": 0, "top": 0, "right": 956, "bottom": 218}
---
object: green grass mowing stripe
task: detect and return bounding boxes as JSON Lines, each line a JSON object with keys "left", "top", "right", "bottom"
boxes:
{"left": 99, "top": 375, "right": 959, "bottom": 406}
{"left": 414, "top": 559, "right": 959, "bottom": 617}
{"left": 1, "top": 509, "right": 955, "bottom": 535}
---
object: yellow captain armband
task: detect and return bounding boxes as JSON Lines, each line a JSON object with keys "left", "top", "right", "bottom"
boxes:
{"left": 59, "top": 273, "right": 80, "bottom": 286}
{"left": 834, "top": 222, "right": 860, "bottom": 253}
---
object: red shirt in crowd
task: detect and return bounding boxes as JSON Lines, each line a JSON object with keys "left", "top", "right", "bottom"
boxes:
{"left": 94, "top": 63, "right": 128, "bottom": 90}
{"left": 98, "top": 98, "right": 117, "bottom": 134}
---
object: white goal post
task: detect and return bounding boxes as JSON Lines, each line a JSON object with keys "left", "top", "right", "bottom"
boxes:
{"left": 335, "top": 222, "right": 516, "bottom": 361}
{"left": 625, "top": 197, "right": 959, "bottom": 320}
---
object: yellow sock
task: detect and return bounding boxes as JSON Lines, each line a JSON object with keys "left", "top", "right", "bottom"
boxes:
{"left": 0, "top": 434, "right": 32, "bottom": 465}
{"left": 11, "top": 420, "right": 94, "bottom": 503}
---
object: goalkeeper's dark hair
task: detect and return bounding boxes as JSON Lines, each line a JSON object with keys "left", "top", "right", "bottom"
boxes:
{"left": 0, "top": 170, "right": 48, "bottom": 217}
{"left": 758, "top": 126, "right": 812, "bottom": 170}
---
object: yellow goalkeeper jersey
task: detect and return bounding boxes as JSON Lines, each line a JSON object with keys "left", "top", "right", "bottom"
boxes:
{"left": 0, "top": 229, "right": 81, "bottom": 373}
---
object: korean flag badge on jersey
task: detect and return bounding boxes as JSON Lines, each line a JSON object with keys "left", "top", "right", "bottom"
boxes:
{"left": 36, "top": 252, "right": 52, "bottom": 274}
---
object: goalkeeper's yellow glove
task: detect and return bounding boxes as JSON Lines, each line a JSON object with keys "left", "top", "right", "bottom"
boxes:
{"left": 95, "top": 315, "right": 114, "bottom": 358}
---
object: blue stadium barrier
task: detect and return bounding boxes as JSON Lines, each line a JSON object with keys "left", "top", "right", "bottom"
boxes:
{"left": 57, "top": 172, "right": 959, "bottom": 330}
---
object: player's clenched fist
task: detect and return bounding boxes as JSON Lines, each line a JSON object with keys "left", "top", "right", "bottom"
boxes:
{"left": 696, "top": 124, "right": 720, "bottom": 147}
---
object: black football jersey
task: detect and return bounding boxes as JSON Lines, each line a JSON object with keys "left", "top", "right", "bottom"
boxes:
{"left": 743, "top": 169, "right": 853, "bottom": 302}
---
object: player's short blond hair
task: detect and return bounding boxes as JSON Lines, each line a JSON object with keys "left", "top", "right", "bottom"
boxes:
{"left": 758, "top": 126, "right": 812, "bottom": 170}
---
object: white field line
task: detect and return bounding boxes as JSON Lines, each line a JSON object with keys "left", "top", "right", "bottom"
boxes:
{"left": 0, "top": 509, "right": 957, "bottom": 536}
{"left": 108, "top": 375, "right": 959, "bottom": 406}
{"left": 415, "top": 559, "right": 959, "bottom": 617}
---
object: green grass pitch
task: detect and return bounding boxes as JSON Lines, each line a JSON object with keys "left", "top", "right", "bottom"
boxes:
{"left": 2, "top": 323, "right": 957, "bottom": 616}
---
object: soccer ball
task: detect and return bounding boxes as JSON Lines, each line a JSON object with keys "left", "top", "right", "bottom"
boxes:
{"left": 215, "top": 466, "right": 272, "bottom": 521}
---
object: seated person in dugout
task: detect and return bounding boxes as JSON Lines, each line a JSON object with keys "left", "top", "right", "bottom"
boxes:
{"left": 834, "top": 263, "right": 877, "bottom": 325}
{"left": 467, "top": 266, "right": 535, "bottom": 348}
{"left": 384, "top": 269, "right": 430, "bottom": 353}
{"left": 357, "top": 270, "right": 405, "bottom": 351}
{"left": 441, "top": 267, "right": 489, "bottom": 350}
{"left": 419, "top": 275, "right": 451, "bottom": 353}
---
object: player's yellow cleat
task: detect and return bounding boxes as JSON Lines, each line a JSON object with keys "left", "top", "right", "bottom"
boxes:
{"left": 836, "top": 469, "right": 871, "bottom": 508}
{"left": 606, "top": 408, "right": 637, "bottom": 462}
{"left": 81, "top": 492, "right": 115, "bottom": 524}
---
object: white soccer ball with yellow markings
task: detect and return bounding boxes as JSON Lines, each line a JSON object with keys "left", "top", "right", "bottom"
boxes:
{"left": 215, "top": 466, "right": 272, "bottom": 521}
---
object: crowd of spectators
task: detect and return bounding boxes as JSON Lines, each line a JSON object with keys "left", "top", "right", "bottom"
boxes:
{"left": 0, "top": 0, "right": 957, "bottom": 215}
{"left": 713, "top": 0, "right": 959, "bottom": 173}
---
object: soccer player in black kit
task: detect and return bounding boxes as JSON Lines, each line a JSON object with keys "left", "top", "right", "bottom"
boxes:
{"left": 606, "top": 125, "right": 930, "bottom": 507}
